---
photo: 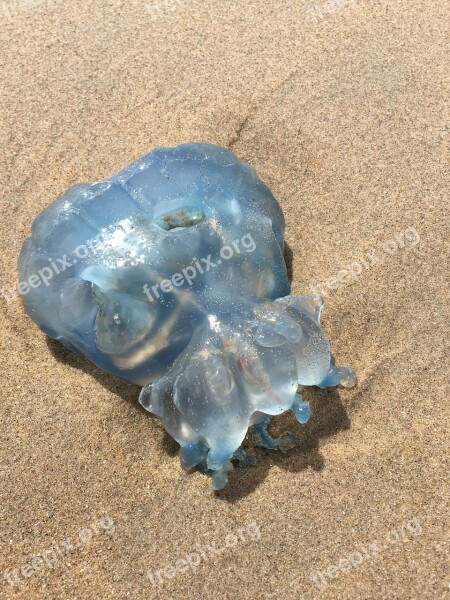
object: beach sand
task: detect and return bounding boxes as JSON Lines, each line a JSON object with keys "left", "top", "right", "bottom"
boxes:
{"left": 0, "top": 0, "right": 448, "bottom": 598}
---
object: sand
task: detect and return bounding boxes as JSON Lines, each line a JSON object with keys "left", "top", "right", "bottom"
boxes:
{"left": 1, "top": 0, "right": 449, "bottom": 598}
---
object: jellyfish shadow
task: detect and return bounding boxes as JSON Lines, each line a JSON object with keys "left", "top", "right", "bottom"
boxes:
{"left": 284, "top": 241, "right": 294, "bottom": 284}
{"left": 46, "top": 337, "right": 184, "bottom": 458}
{"left": 216, "top": 386, "right": 350, "bottom": 502}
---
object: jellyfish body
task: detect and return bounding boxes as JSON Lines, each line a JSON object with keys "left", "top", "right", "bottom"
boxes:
{"left": 18, "top": 143, "right": 356, "bottom": 489}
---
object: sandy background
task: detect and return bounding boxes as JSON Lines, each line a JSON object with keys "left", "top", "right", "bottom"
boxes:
{"left": 1, "top": 0, "right": 449, "bottom": 598}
